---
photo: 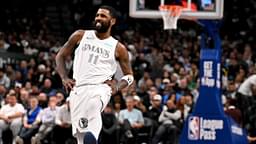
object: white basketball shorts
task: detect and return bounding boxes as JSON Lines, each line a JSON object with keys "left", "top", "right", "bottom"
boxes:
{"left": 69, "top": 83, "right": 112, "bottom": 139}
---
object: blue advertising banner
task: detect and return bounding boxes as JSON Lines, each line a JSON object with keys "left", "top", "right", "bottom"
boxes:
{"left": 179, "top": 20, "right": 248, "bottom": 144}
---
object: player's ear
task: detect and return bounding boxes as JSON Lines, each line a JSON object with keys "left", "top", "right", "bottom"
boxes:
{"left": 111, "top": 18, "right": 116, "bottom": 25}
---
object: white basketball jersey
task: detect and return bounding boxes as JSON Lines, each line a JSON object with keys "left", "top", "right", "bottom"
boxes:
{"left": 73, "top": 30, "right": 118, "bottom": 86}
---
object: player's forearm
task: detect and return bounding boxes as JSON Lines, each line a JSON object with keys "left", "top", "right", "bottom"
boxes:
{"left": 56, "top": 55, "right": 69, "bottom": 80}
{"left": 117, "top": 79, "right": 129, "bottom": 91}
{"left": 116, "top": 74, "right": 134, "bottom": 91}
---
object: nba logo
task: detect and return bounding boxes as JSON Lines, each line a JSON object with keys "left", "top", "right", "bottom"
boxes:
{"left": 188, "top": 116, "right": 200, "bottom": 140}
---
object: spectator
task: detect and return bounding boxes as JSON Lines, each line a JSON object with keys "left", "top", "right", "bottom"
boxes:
{"left": 5, "top": 65, "right": 15, "bottom": 86}
{"left": 182, "top": 94, "right": 194, "bottom": 120}
{"left": 17, "top": 60, "right": 29, "bottom": 83}
{"left": 133, "top": 95, "right": 147, "bottom": 115}
{"left": 118, "top": 96, "right": 144, "bottom": 144}
{"left": 224, "top": 98, "right": 242, "bottom": 126}
{"left": 24, "top": 81, "right": 33, "bottom": 93}
{"left": 15, "top": 96, "right": 42, "bottom": 144}
{"left": 225, "top": 81, "right": 237, "bottom": 99}
{"left": 19, "top": 88, "right": 30, "bottom": 109}
{"left": 55, "top": 91, "right": 65, "bottom": 106}
{"left": 147, "top": 94, "right": 163, "bottom": 123}
{"left": 152, "top": 100, "right": 182, "bottom": 144}
{"left": 99, "top": 104, "right": 119, "bottom": 144}
{"left": 52, "top": 97, "right": 74, "bottom": 144}
{"left": 113, "top": 102, "right": 122, "bottom": 119}
{"left": 161, "top": 78, "right": 174, "bottom": 104}
{"left": 146, "top": 93, "right": 164, "bottom": 139}
{"left": 37, "top": 92, "right": 48, "bottom": 108}
{"left": 40, "top": 78, "right": 56, "bottom": 97}
{"left": 0, "top": 68, "right": 11, "bottom": 89}
{"left": 35, "top": 64, "right": 47, "bottom": 87}
{"left": 0, "top": 85, "right": 7, "bottom": 106}
{"left": 0, "top": 32, "right": 10, "bottom": 52}
{"left": 147, "top": 86, "right": 159, "bottom": 104}
{"left": 237, "top": 74, "right": 256, "bottom": 127}
{"left": 138, "top": 71, "right": 151, "bottom": 89}
{"left": 31, "top": 96, "right": 59, "bottom": 144}
{"left": 0, "top": 93, "right": 26, "bottom": 143}
{"left": 137, "top": 83, "right": 151, "bottom": 108}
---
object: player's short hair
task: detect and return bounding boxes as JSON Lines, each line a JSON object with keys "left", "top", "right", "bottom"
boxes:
{"left": 99, "top": 5, "right": 118, "bottom": 19}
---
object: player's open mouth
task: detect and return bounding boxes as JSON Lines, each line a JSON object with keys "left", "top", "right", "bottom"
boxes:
{"left": 96, "top": 22, "right": 102, "bottom": 27}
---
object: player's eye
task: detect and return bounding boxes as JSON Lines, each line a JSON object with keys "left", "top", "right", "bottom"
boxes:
{"left": 98, "top": 13, "right": 108, "bottom": 17}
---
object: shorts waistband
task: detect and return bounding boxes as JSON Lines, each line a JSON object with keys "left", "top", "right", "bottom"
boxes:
{"left": 75, "top": 83, "right": 104, "bottom": 88}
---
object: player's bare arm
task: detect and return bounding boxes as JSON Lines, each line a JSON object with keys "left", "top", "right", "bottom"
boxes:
{"left": 55, "top": 30, "right": 84, "bottom": 91}
{"left": 115, "top": 42, "right": 134, "bottom": 91}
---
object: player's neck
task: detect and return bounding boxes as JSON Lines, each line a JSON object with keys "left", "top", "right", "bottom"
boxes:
{"left": 95, "top": 31, "right": 111, "bottom": 40}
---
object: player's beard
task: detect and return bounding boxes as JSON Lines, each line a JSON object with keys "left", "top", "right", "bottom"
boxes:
{"left": 94, "top": 20, "right": 111, "bottom": 33}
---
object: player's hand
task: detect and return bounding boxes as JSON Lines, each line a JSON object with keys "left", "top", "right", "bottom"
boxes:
{"left": 104, "top": 80, "right": 118, "bottom": 95}
{"left": 62, "top": 78, "right": 76, "bottom": 92}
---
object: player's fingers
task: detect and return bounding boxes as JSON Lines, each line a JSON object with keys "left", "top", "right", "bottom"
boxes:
{"left": 68, "top": 79, "right": 76, "bottom": 87}
{"left": 104, "top": 80, "right": 112, "bottom": 86}
{"left": 67, "top": 82, "right": 74, "bottom": 90}
{"left": 63, "top": 82, "right": 72, "bottom": 92}
{"left": 64, "top": 84, "right": 69, "bottom": 93}
{"left": 71, "top": 79, "right": 76, "bottom": 83}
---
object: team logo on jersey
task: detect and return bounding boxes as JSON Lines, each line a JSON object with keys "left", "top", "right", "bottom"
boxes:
{"left": 188, "top": 116, "right": 200, "bottom": 140}
{"left": 79, "top": 118, "right": 88, "bottom": 128}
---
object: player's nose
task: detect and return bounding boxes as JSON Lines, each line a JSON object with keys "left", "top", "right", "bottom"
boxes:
{"left": 95, "top": 17, "right": 102, "bottom": 23}
{"left": 95, "top": 14, "right": 103, "bottom": 20}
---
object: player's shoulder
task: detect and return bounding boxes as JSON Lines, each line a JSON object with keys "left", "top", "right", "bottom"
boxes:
{"left": 116, "top": 42, "right": 128, "bottom": 53}
{"left": 115, "top": 42, "right": 129, "bottom": 58}
{"left": 72, "top": 29, "right": 86, "bottom": 37}
{"left": 68, "top": 29, "right": 87, "bottom": 43}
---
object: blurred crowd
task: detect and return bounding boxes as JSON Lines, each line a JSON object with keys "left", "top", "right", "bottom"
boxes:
{"left": 1, "top": 0, "right": 256, "bottom": 144}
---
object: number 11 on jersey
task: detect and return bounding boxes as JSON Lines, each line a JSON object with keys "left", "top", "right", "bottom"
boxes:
{"left": 88, "top": 54, "right": 99, "bottom": 65}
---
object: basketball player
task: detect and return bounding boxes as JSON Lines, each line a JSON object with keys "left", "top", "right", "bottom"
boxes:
{"left": 55, "top": 6, "right": 134, "bottom": 144}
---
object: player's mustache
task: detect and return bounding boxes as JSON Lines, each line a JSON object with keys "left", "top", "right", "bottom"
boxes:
{"left": 94, "top": 20, "right": 103, "bottom": 24}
